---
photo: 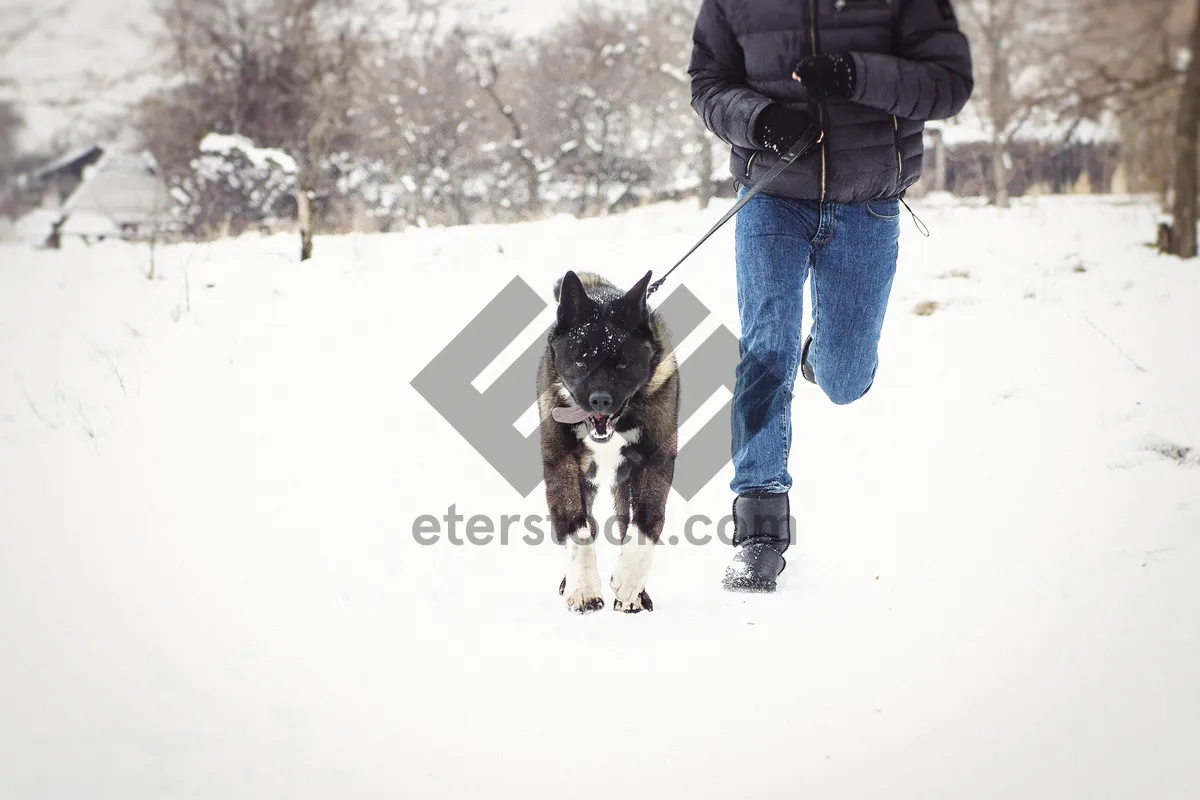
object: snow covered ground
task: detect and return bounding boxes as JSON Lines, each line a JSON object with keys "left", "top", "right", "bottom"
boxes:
{"left": 1, "top": 196, "right": 1198, "bottom": 799}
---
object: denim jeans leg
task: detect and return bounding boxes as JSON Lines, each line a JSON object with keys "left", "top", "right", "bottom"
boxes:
{"left": 730, "top": 192, "right": 819, "bottom": 495}
{"left": 808, "top": 200, "right": 901, "bottom": 405}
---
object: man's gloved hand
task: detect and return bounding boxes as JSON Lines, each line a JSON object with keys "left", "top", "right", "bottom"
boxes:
{"left": 753, "top": 103, "right": 821, "bottom": 159}
{"left": 793, "top": 54, "right": 856, "bottom": 99}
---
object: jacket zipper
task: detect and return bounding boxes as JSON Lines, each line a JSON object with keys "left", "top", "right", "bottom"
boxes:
{"left": 745, "top": 151, "right": 758, "bottom": 180}
{"left": 892, "top": 115, "right": 903, "bottom": 183}
{"left": 809, "top": 0, "right": 826, "bottom": 202}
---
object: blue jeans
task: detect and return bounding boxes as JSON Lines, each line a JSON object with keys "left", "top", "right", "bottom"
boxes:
{"left": 730, "top": 191, "right": 900, "bottom": 496}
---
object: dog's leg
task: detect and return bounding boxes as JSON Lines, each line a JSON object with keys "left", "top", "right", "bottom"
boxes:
{"left": 612, "top": 480, "right": 631, "bottom": 546}
{"left": 611, "top": 455, "right": 673, "bottom": 613}
{"left": 548, "top": 457, "right": 603, "bottom": 613}
{"left": 611, "top": 527, "right": 656, "bottom": 613}
{"left": 563, "top": 522, "right": 604, "bottom": 613}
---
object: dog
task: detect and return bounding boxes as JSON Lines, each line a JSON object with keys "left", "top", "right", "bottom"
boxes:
{"left": 537, "top": 270, "right": 679, "bottom": 613}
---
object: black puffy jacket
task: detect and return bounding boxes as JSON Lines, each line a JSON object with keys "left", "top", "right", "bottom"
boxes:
{"left": 689, "top": 0, "right": 974, "bottom": 203}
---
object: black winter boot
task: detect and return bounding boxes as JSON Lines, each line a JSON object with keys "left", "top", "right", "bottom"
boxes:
{"left": 722, "top": 493, "right": 792, "bottom": 593}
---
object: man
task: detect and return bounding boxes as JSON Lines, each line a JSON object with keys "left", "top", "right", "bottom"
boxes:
{"left": 689, "top": 0, "right": 973, "bottom": 592}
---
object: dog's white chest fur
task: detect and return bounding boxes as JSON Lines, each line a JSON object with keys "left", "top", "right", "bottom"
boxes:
{"left": 576, "top": 425, "right": 638, "bottom": 536}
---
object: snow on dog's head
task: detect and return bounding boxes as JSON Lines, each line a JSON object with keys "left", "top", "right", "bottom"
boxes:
{"left": 548, "top": 270, "right": 656, "bottom": 443}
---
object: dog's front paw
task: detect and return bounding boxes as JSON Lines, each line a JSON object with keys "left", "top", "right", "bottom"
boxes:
{"left": 565, "top": 590, "right": 605, "bottom": 614}
{"left": 611, "top": 580, "right": 653, "bottom": 613}
{"left": 610, "top": 528, "right": 656, "bottom": 613}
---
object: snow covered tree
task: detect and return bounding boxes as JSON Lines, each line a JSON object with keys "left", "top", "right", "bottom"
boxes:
{"left": 468, "top": 32, "right": 551, "bottom": 218}
{"left": 642, "top": 0, "right": 722, "bottom": 209}
{"left": 0, "top": 1, "right": 65, "bottom": 60}
{"left": 0, "top": 100, "right": 22, "bottom": 179}
{"left": 1055, "top": 0, "right": 1197, "bottom": 255}
{"left": 357, "top": 29, "right": 507, "bottom": 227}
{"left": 516, "top": 5, "right": 659, "bottom": 215}
{"left": 148, "top": 0, "right": 388, "bottom": 259}
{"left": 957, "top": 0, "right": 1075, "bottom": 208}
{"left": 1166, "top": 0, "right": 1199, "bottom": 257}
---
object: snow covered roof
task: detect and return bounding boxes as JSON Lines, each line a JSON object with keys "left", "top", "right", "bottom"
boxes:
{"left": 32, "top": 144, "right": 105, "bottom": 180}
{"left": 61, "top": 149, "right": 173, "bottom": 226}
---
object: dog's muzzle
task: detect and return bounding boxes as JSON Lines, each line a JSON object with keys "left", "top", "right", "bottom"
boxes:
{"left": 551, "top": 405, "right": 619, "bottom": 443}
{"left": 588, "top": 413, "right": 614, "bottom": 442}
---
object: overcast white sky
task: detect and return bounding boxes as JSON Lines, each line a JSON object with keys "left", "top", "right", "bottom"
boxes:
{"left": 0, "top": 0, "right": 581, "bottom": 150}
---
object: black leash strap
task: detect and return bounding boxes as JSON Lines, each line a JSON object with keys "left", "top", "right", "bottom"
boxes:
{"left": 647, "top": 134, "right": 814, "bottom": 297}
{"left": 900, "top": 197, "right": 930, "bottom": 237}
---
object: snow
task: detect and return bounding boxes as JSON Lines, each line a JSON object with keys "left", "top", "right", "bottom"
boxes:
{"left": 1, "top": 196, "right": 1198, "bottom": 799}
{"left": 9, "top": 208, "right": 126, "bottom": 245}
{"left": 199, "top": 134, "right": 298, "bottom": 175}
{"left": 11, "top": 208, "right": 62, "bottom": 246}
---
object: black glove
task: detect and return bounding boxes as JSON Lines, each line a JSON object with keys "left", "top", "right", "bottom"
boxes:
{"left": 753, "top": 103, "right": 821, "bottom": 159}
{"left": 793, "top": 54, "right": 856, "bottom": 99}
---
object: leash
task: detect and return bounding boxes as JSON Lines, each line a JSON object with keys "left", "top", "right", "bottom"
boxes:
{"left": 645, "top": 131, "right": 933, "bottom": 296}
{"left": 900, "top": 197, "right": 930, "bottom": 237}
{"left": 646, "top": 132, "right": 816, "bottom": 297}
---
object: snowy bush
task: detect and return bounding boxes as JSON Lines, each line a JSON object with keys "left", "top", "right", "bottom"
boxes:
{"left": 173, "top": 134, "right": 299, "bottom": 237}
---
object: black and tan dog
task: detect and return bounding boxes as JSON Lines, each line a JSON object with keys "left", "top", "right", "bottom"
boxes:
{"left": 537, "top": 271, "right": 679, "bottom": 613}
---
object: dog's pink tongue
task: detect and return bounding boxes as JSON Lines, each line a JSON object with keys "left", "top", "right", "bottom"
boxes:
{"left": 552, "top": 406, "right": 591, "bottom": 425}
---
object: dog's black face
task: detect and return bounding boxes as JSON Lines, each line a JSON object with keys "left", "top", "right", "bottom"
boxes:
{"left": 551, "top": 270, "right": 656, "bottom": 442}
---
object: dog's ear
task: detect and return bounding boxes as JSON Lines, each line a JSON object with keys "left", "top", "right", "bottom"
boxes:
{"left": 556, "top": 270, "right": 595, "bottom": 329}
{"left": 612, "top": 271, "right": 652, "bottom": 328}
